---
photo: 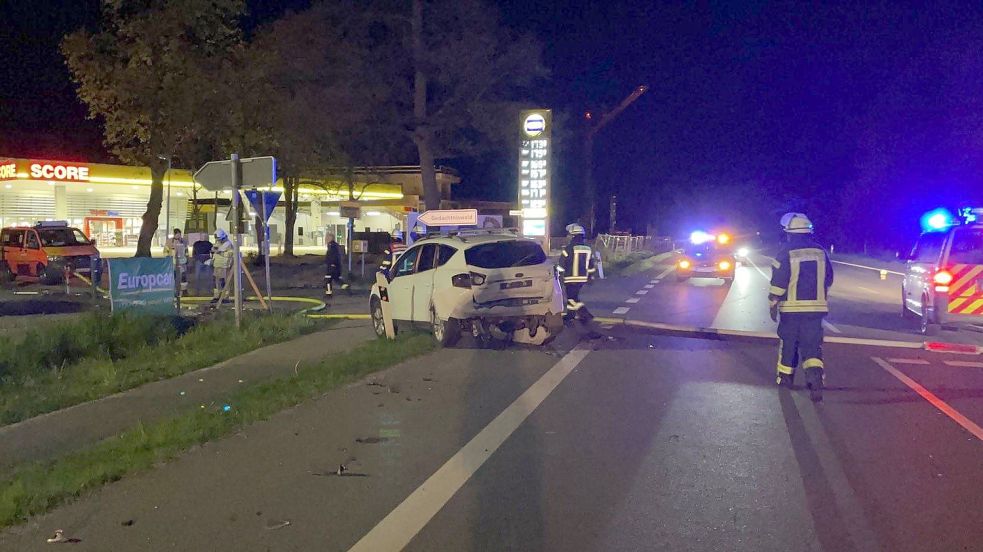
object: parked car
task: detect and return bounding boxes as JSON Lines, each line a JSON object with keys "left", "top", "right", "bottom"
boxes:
{"left": 369, "top": 230, "right": 565, "bottom": 346}
{"left": 0, "top": 221, "right": 101, "bottom": 285}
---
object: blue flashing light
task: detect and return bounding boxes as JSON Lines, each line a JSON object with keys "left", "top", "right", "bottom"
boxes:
{"left": 690, "top": 230, "right": 714, "bottom": 244}
{"left": 920, "top": 208, "right": 953, "bottom": 232}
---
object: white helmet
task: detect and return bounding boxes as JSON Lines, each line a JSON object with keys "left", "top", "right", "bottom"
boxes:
{"left": 566, "top": 223, "right": 586, "bottom": 236}
{"left": 781, "top": 212, "right": 813, "bottom": 234}
{"left": 215, "top": 228, "right": 228, "bottom": 240}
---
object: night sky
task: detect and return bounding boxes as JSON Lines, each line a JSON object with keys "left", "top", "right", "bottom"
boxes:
{"left": 4, "top": 1, "right": 983, "bottom": 247}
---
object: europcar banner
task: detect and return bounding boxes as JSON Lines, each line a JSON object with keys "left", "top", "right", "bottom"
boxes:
{"left": 108, "top": 257, "right": 176, "bottom": 315}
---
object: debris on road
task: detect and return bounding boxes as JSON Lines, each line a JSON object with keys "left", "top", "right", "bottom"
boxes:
{"left": 265, "top": 520, "right": 291, "bottom": 530}
{"left": 355, "top": 436, "right": 390, "bottom": 444}
{"left": 46, "top": 529, "right": 81, "bottom": 543}
{"left": 121, "top": 519, "right": 135, "bottom": 527}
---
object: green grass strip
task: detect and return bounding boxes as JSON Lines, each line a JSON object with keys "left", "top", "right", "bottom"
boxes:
{"left": 0, "top": 314, "right": 323, "bottom": 426}
{"left": 0, "top": 333, "right": 435, "bottom": 528}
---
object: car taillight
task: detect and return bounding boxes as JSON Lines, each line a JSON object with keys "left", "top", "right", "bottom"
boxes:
{"left": 678, "top": 259, "right": 691, "bottom": 269}
{"left": 934, "top": 270, "right": 953, "bottom": 292}
{"left": 452, "top": 273, "right": 472, "bottom": 288}
{"left": 718, "top": 260, "right": 732, "bottom": 271}
{"left": 470, "top": 271, "right": 487, "bottom": 286}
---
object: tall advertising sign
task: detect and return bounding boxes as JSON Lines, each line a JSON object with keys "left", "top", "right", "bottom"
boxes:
{"left": 518, "top": 109, "right": 551, "bottom": 247}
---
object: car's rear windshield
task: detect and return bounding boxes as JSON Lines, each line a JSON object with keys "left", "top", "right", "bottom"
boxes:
{"left": 947, "top": 228, "right": 983, "bottom": 265}
{"left": 38, "top": 228, "right": 90, "bottom": 247}
{"left": 465, "top": 240, "right": 546, "bottom": 268}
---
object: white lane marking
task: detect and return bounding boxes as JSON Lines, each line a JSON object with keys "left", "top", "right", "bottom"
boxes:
{"left": 625, "top": 298, "right": 640, "bottom": 304}
{"left": 745, "top": 257, "right": 771, "bottom": 279}
{"left": 644, "top": 284, "right": 654, "bottom": 289}
{"left": 872, "top": 357, "right": 983, "bottom": 441}
{"left": 856, "top": 286, "right": 876, "bottom": 293}
{"left": 822, "top": 320, "right": 842, "bottom": 334}
{"left": 943, "top": 360, "right": 983, "bottom": 368}
{"left": 612, "top": 306, "right": 631, "bottom": 315}
{"left": 649, "top": 279, "right": 659, "bottom": 284}
{"left": 886, "top": 358, "right": 930, "bottom": 365}
{"left": 654, "top": 266, "right": 675, "bottom": 280}
{"left": 832, "top": 260, "right": 904, "bottom": 276}
{"left": 635, "top": 290, "right": 648, "bottom": 295}
{"left": 347, "top": 346, "right": 592, "bottom": 552}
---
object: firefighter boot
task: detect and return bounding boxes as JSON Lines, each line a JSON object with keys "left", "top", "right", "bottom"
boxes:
{"left": 776, "top": 372, "right": 794, "bottom": 389}
{"left": 805, "top": 367, "right": 824, "bottom": 402}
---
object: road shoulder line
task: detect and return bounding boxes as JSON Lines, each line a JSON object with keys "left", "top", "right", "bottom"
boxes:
{"left": 347, "top": 345, "right": 592, "bottom": 552}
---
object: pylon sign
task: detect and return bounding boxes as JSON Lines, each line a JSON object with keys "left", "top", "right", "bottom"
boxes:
{"left": 518, "top": 109, "right": 551, "bottom": 239}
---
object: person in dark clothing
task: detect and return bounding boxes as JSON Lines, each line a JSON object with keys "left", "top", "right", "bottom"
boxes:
{"left": 769, "top": 212, "right": 834, "bottom": 401}
{"left": 558, "top": 223, "right": 598, "bottom": 322}
{"left": 324, "top": 232, "right": 350, "bottom": 296}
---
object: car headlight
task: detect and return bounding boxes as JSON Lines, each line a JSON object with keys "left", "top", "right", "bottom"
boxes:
{"left": 678, "top": 259, "right": 691, "bottom": 269}
{"left": 737, "top": 247, "right": 749, "bottom": 258}
{"left": 718, "top": 260, "right": 732, "bottom": 271}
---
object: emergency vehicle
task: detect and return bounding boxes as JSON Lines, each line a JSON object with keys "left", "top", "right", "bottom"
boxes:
{"left": 676, "top": 231, "right": 737, "bottom": 284}
{"left": 0, "top": 221, "right": 101, "bottom": 285}
{"left": 901, "top": 208, "right": 983, "bottom": 335}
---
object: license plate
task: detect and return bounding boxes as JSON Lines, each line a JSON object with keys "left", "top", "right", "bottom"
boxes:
{"left": 501, "top": 279, "right": 532, "bottom": 290}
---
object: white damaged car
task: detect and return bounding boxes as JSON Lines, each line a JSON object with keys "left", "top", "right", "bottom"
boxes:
{"left": 369, "top": 230, "right": 565, "bottom": 346}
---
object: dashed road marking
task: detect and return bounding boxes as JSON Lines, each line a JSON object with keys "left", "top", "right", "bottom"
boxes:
{"left": 644, "top": 284, "right": 654, "bottom": 289}
{"left": 943, "top": 360, "right": 983, "bottom": 368}
{"left": 347, "top": 346, "right": 593, "bottom": 552}
{"left": 612, "top": 306, "right": 631, "bottom": 315}
{"left": 655, "top": 266, "right": 675, "bottom": 280}
{"left": 635, "top": 290, "right": 648, "bottom": 295}
{"left": 649, "top": 279, "right": 659, "bottom": 284}
{"left": 625, "top": 298, "right": 640, "bottom": 304}
{"left": 886, "top": 358, "right": 930, "bottom": 365}
{"left": 873, "top": 357, "right": 983, "bottom": 442}
{"left": 822, "top": 320, "right": 842, "bottom": 334}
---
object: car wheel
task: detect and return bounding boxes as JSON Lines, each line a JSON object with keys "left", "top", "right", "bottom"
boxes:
{"left": 921, "top": 301, "right": 940, "bottom": 336}
{"left": 370, "top": 297, "right": 387, "bottom": 338}
{"left": 0, "top": 262, "right": 14, "bottom": 283}
{"left": 431, "top": 309, "right": 460, "bottom": 347}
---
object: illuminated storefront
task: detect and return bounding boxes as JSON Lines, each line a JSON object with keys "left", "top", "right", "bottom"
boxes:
{"left": 0, "top": 157, "right": 462, "bottom": 253}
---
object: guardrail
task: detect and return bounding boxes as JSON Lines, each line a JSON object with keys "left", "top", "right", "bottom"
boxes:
{"left": 596, "top": 234, "right": 673, "bottom": 254}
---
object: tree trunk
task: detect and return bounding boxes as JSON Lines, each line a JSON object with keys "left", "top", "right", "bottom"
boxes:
{"left": 283, "top": 176, "right": 298, "bottom": 256}
{"left": 411, "top": 0, "right": 441, "bottom": 211}
{"left": 135, "top": 162, "right": 167, "bottom": 257}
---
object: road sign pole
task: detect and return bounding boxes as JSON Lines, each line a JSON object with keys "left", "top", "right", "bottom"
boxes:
{"left": 261, "top": 191, "right": 272, "bottom": 312}
{"left": 231, "top": 153, "right": 243, "bottom": 329}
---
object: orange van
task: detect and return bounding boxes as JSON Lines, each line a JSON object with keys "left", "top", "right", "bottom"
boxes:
{"left": 0, "top": 222, "right": 101, "bottom": 285}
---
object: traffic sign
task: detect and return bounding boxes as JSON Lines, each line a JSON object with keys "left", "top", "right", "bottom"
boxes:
{"left": 417, "top": 209, "right": 478, "bottom": 227}
{"left": 243, "top": 189, "right": 281, "bottom": 222}
{"left": 194, "top": 156, "right": 276, "bottom": 191}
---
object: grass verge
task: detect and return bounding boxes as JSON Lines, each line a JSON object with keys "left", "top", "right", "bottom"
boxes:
{"left": 0, "top": 332, "right": 435, "bottom": 528}
{"left": 0, "top": 313, "right": 323, "bottom": 426}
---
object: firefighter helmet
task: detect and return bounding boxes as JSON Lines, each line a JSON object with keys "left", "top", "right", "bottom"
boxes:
{"left": 215, "top": 228, "right": 228, "bottom": 240}
{"left": 781, "top": 213, "right": 814, "bottom": 234}
{"left": 566, "top": 223, "right": 586, "bottom": 236}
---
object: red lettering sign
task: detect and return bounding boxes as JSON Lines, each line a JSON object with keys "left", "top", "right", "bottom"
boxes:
{"left": 29, "top": 163, "right": 90, "bottom": 182}
{"left": 0, "top": 162, "right": 16, "bottom": 180}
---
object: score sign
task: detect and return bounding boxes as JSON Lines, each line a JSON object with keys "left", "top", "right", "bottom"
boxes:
{"left": 29, "top": 163, "right": 90, "bottom": 182}
{"left": 0, "top": 162, "right": 16, "bottom": 180}
{"left": 518, "top": 109, "right": 551, "bottom": 238}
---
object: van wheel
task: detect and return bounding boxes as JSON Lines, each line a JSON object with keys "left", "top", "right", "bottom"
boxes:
{"left": 431, "top": 309, "right": 460, "bottom": 347}
{"left": 921, "top": 302, "right": 940, "bottom": 336}
{"left": 0, "top": 262, "right": 14, "bottom": 283}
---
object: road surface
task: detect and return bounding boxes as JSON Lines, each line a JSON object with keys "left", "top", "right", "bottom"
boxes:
{"left": 3, "top": 254, "right": 983, "bottom": 551}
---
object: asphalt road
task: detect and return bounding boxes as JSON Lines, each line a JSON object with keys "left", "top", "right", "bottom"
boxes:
{"left": 4, "top": 254, "right": 983, "bottom": 551}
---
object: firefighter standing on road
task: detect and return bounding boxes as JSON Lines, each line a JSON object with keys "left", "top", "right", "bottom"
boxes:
{"left": 208, "top": 229, "right": 234, "bottom": 303}
{"left": 558, "top": 223, "right": 597, "bottom": 321}
{"left": 769, "top": 213, "right": 834, "bottom": 401}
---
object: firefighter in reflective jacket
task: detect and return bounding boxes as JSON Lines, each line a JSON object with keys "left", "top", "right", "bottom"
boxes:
{"left": 208, "top": 229, "right": 234, "bottom": 302}
{"left": 769, "top": 213, "right": 834, "bottom": 401}
{"left": 558, "top": 223, "right": 597, "bottom": 320}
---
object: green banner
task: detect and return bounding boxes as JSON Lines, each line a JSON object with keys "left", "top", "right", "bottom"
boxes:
{"left": 108, "top": 257, "right": 176, "bottom": 315}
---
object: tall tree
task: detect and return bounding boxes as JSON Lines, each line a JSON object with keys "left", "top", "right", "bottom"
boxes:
{"left": 62, "top": 0, "right": 245, "bottom": 257}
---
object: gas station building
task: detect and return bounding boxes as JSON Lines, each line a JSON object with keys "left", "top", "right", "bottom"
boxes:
{"left": 0, "top": 157, "right": 486, "bottom": 255}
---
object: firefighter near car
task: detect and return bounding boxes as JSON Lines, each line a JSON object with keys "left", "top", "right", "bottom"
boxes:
{"left": 768, "top": 213, "right": 834, "bottom": 402}
{"left": 558, "top": 223, "right": 597, "bottom": 322}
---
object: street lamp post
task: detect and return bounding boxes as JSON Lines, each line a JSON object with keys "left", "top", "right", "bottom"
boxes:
{"left": 584, "top": 85, "right": 648, "bottom": 235}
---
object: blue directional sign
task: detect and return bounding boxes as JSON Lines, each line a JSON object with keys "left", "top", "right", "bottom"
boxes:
{"left": 244, "top": 189, "right": 281, "bottom": 222}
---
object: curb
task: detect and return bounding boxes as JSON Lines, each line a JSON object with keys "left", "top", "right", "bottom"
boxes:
{"left": 593, "top": 317, "right": 982, "bottom": 354}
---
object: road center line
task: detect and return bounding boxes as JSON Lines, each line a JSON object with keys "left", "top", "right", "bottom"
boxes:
{"left": 612, "top": 306, "right": 631, "bottom": 315}
{"left": 625, "top": 298, "right": 640, "bottom": 304}
{"left": 872, "top": 357, "right": 983, "bottom": 441}
{"left": 644, "top": 284, "right": 654, "bottom": 289}
{"left": 832, "top": 260, "right": 904, "bottom": 276}
{"left": 654, "top": 266, "right": 675, "bottom": 280}
{"left": 886, "top": 358, "right": 930, "bottom": 365}
{"left": 943, "top": 360, "right": 983, "bottom": 368}
{"left": 347, "top": 346, "right": 593, "bottom": 552}
{"left": 822, "top": 320, "right": 842, "bottom": 334}
{"left": 745, "top": 257, "right": 771, "bottom": 279}
{"left": 635, "top": 289, "right": 648, "bottom": 295}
